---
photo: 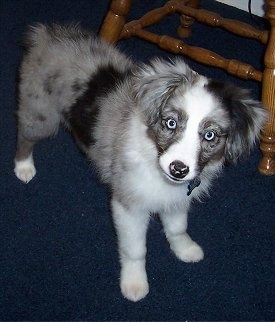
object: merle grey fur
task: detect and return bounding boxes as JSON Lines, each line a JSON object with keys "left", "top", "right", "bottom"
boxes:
{"left": 15, "top": 24, "right": 267, "bottom": 302}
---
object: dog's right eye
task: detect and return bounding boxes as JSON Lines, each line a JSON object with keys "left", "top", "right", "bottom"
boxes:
{"left": 204, "top": 131, "right": 216, "bottom": 141}
{"left": 165, "top": 118, "right": 177, "bottom": 130}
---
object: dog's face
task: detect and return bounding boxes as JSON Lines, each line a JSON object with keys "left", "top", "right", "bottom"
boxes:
{"left": 134, "top": 59, "right": 267, "bottom": 183}
{"left": 154, "top": 82, "right": 230, "bottom": 182}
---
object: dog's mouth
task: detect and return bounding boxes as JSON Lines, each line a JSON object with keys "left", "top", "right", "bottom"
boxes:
{"left": 162, "top": 171, "right": 201, "bottom": 195}
{"left": 163, "top": 172, "right": 187, "bottom": 184}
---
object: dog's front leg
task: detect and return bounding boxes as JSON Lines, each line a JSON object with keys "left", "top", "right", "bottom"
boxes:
{"left": 111, "top": 197, "right": 150, "bottom": 302}
{"left": 159, "top": 206, "right": 204, "bottom": 263}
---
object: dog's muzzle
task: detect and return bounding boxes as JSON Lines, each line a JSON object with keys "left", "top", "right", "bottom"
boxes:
{"left": 165, "top": 160, "right": 201, "bottom": 195}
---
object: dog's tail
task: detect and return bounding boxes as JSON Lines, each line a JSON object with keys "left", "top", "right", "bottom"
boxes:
{"left": 23, "top": 24, "right": 52, "bottom": 50}
{"left": 23, "top": 23, "right": 89, "bottom": 51}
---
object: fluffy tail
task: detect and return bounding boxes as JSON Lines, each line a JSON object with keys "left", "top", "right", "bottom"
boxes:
{"left": 23, "top": 23, "right": 90, "bottom": 50}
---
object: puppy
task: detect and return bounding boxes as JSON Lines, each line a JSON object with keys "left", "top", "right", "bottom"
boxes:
{"left": 14, "top": 24, "right": 267, "bottom": 302}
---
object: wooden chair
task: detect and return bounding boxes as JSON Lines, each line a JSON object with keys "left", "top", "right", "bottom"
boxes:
{"left": 99, "top": 0, "right": 275, "bottom": 176}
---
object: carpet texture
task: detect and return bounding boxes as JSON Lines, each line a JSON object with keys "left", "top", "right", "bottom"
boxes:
{"left": 1, "top": 0, "right": 274, "bottom": 320}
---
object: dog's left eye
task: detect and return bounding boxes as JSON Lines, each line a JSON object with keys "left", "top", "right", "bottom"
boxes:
{"left": 204, "top": 131, "right": 215, "bottom": 141}
{"left": 166, "top": 118, "right": 177, "bottom": 130}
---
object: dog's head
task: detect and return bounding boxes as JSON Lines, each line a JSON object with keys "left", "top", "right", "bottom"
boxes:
{"left": 133, "top": 59, "right": 267, "bottom": 184}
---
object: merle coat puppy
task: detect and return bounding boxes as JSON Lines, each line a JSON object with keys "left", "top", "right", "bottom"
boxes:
{"left": 15, "top": 24, "right": 267, "bottom": 302}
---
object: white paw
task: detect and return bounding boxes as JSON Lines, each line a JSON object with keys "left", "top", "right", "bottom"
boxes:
{"left": 174, "top": 242, "right": 204, "bottom": 263}
{"left": 120, "top": 261, "right": 149, "bottom": 302}
{"left": 14, "top": 156, "right": 36, "bottom": 183}
{"left": 169, "top": 233, "right": 204, "bottom": 263}
{"left": 121, "top": 277, "right": 149, "bottom": 302}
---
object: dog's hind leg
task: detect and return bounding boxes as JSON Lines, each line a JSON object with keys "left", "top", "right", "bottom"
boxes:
{"left": 14, "top": 109, "right": 60, "bottom": 183}
{"left": 14, "top": 132, "right": 37, "bottom": 183}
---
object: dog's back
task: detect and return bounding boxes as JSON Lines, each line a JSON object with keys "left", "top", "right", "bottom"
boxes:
{"left": 19, "top": 23, "right": 132, "bottom": 116}
{"left": 16, "top": 24, "right": 133, "bottom": 183}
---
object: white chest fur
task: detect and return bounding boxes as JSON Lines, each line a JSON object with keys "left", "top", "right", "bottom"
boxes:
{"left": 115, "top": 115, "right": 191, "bottom": 212}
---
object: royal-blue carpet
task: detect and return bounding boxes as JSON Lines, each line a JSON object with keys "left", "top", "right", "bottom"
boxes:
{"left": 1, "top": 0, "right": 274, "bottom": 320}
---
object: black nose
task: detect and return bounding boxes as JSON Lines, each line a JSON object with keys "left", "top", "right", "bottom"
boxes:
{"left": 169, "top": 160, "right": 189, "bottom": 179}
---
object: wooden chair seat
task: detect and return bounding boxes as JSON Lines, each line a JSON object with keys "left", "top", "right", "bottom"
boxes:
{"left": 99, "top": 0, "right": 275, "bottom": 175}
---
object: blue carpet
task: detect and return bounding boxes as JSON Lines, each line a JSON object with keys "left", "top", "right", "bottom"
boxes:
{"left": 1, "top": 0, "right": 274, "bottom": 320}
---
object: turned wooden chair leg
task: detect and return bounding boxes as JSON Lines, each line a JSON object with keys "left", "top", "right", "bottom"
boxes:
{"left": 99, "top": 0, "right": 132, "bottom": 43}
{"left": 259, "top": 0, "right": 275, "bottom": 175}
{"left": 177, "top": 0, "right": 200, "bottom": 38}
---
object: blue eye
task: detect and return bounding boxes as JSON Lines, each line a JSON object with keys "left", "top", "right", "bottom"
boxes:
{"left": 166, "top": 118, "right": 177, "bottom": 130}
{"left": 204, "top": 131, "right": 215, "bottom": 141}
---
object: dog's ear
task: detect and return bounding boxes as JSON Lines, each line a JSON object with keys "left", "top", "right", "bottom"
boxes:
{"left": 132, "top": 59, "right": 196, "bottom": 125}
{"left": 207, "top": 81, "right": 267, "bottom": 163}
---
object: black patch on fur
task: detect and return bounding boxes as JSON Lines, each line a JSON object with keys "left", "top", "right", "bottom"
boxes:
{"left": 44, "top": 79, "right": 52, "bottom": 95}
{"left": 72, "top": 81, "right": 83, "bottom": 93}
{"left": 27, "top": 93, "right": 40, "bottom": 99}
{"left": 147, "top": 107, "right": 188, "bottom": 154}
{"left": 206, "top": 81, "right": 256, "bottom": 137}
{"left": 198, "top": 135, "right": 227, "bottom": 169}
{"left": 37, "top": 114, "right": 46, "bottom": 122}
{"left": 68, "top": 65, "right": 130, "bottom": 147}
{"left": 205, "top": 80, "right": 262, "bottom": 162}
{"left": 198, "top": 118, "right": 228, "bottom": 169}
{"left": 43, "top": 71, "right": 61, "bottom": 95}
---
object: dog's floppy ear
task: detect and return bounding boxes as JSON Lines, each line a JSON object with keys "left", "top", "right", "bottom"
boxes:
{"left": 207, "top": 81, "right": 267, "bottom": 163}
{"left": 132, "top": 59, "right": 195, "bottom": 125}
